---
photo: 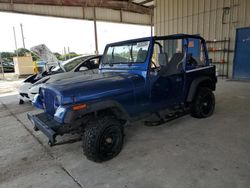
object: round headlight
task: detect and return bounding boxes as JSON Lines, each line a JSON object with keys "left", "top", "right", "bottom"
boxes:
{"left": 39, "top": 88, "right": 45, "bottom": 102}
{"left": 54, "top": 95, "right": 61, "bottom": 109}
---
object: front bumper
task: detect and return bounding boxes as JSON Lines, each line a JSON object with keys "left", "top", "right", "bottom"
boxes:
{"left": 27, "top": 112, "right": 61, "bottom": 145}
{"left": 19, "top": 82, "right": 32, "bottom": 101}
{"left": 27, "top": 92, "right": 36, "bottom": 102}
{"left": 18, "top": 92, "right": 36, "bottom": 102}
{"left": 19, "top": 93, "right": 30, "bottom": 100}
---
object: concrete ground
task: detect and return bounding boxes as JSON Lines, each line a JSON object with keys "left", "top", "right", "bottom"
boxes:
{"left": 0, "top": 79, "right": 250, "bottom": 188}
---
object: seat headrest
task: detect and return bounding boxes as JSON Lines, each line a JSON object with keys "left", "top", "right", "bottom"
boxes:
{"left": 169, "top": 53, "right": 184, "bottom": 64}
{"left": 158, "top": 53, "right": 168, "bottom": 67}
{"left": 136, "top": 49, "right": 148, "bottom": 62}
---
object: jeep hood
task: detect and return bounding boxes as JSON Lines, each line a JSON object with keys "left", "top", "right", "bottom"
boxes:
{"left": 45, "top": 72, "right": 145, "bottom": 103}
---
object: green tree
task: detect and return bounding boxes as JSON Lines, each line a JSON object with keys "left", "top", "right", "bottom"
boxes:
{"left": 14, "top": 48, "right": 30, "bottom": 56}
{"left": 53, "top": 52, "right": 62, "bottom": 60}
{"left": 31, "top": 52, "right": 41, "bottom": 61}
{"left": 60, "top": 53, "right": 80, "bottom": 61}
{"left": 0, "top": 52, "right": 15, "bottom": 62}
{"left": 12, "top": 48, "right": 40, "bottom": 61}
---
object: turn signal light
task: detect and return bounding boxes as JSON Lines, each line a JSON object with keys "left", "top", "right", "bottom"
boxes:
{"left": 72, "top": 104, "right": 87, "bottom": 111}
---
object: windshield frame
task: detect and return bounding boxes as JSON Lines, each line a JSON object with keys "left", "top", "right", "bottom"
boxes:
{"left": 101, "top": 38, "right": 151, "bottom": 66}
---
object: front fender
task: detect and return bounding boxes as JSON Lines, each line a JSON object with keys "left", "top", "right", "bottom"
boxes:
{"left": 56, "top": 100, "right": 130, "bottom": 124}
{"left": 32, "top": 94, "right": 44, "bottom": 109}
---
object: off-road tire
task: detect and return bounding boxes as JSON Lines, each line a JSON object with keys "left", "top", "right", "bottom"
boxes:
{"left": 82, "top": 116, "right": 124, "bottom": 162}
{"left": 19, "top": 99, "right": 24, "bottom": 105}
{"left": 191, "top": 87, "right": 215, "bottom": 118}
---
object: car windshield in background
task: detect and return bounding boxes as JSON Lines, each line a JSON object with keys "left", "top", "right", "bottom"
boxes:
{"left": 102, "top": 41, "right": 150, "bottom": 65}
{"left": 62, "top": 56, "right": 90, "bottom": 72}
{"left": 50, "top": 64, "right": 63, "bottom": 73}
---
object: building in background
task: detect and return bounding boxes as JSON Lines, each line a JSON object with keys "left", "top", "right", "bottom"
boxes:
{"left": 154, "top": 0, "right": 250, "bottom": 80}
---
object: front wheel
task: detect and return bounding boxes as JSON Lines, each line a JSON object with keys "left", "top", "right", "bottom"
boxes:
{"left": 191, "top": 87, "right": 215, "bottom": 118}
{"left": 19, "top": 99, "right": 24, "bottom": 105}
{"left": 82, "top": 116, "right": 124, "bottom": 162}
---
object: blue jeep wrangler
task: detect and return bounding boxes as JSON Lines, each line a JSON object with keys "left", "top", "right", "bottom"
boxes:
{"left": 28, "top": 34, "right": 217, "bottom": 162}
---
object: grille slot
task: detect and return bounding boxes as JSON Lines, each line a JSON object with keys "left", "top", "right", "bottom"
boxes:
{"left": 43, "top": 89, "right": 56, "bottom": 116}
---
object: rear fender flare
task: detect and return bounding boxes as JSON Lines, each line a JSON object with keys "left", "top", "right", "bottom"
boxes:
{"left": 186, "top": 76, "right": 214, "bottom": 102}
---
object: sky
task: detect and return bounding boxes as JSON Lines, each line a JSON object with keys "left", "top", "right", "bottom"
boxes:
{"left": 0, "top": 12, "right": 151, "bottom": 55}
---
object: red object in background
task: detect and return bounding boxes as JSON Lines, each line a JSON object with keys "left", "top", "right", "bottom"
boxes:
{"left": 221, "top": 59, "right": 225, "bottom": 64}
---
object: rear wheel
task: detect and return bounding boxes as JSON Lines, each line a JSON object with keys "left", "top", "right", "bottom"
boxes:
{"left": 82, "top": 116, "right": 124, "bottom": 162}
{"left": 191, "top": 87, "right": 215, "bottom": 118}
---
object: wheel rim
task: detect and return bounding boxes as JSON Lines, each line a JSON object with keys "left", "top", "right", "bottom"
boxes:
{"left": 99, "top": 126, "right": 122, "bottom": 159}
{"left": 200, "top": 94, "right": 213, "bottom": 116}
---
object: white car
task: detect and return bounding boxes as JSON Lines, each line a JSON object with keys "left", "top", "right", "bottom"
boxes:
{"left": 19, "top": 55, "right": 101, "bottom": 104}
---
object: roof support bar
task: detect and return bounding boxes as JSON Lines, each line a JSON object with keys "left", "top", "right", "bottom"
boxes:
{"left": 0, "top": 0, "right": 153, "bottom": 15}
{"left": 93, "top": 7, "right": 99, "bottom": 55}
{"left": 0, "top": 2, "right": 153, "bottom": 25}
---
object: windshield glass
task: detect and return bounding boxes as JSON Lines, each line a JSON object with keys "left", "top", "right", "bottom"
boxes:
{"left": 102, "top": 40, "right": 150, "bottom": 65}
{"left": 62, "top": 56, "right": 90, "bottom": 72}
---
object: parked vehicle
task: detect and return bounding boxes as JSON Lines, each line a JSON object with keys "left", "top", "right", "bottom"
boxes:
{"left": 0, "top": 62, "right": 14, "bottom": 73}
{"left": 30, "top": 44, "right": 59, "bottom": 71}
{"left": 28, "top": 34, "right": 217, "bottom": 162}
{"left": 19, "top": 55, "right": 101, "bottom": 104}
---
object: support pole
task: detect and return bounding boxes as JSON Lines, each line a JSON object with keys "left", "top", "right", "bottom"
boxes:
{"left": 20, "top": 23, "right": 25, "bottom": 49}
{"left": 64, "top": 47, "right": 67, "bottom": 60}
{"left": 151, "top": 15, "right": 153, "bottom": 36}
{"left": 68, "top": 46, "right": 70, "bottom": 59}
{"left": 0, "top": 52, "right": 4, "bottom": 79}
{"left": 93, "top": 8, "right": 99, "bottom": 55}
{"left": 13, "top": 26, "right": 18, "bottom": 56}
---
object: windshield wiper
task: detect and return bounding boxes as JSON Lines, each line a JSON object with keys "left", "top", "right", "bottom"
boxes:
{"left": 128, "top": 46, "right": 134, "bottom": 67}
{"left": 109, "top": 61, "right": 114, "bottom": 67}
{"left": 102, "top": 58, "right": 113, "bottom": 67}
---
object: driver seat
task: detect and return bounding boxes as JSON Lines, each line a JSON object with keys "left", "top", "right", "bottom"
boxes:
{"left": 162, "top": 53, "right": 184, "bottom": 76}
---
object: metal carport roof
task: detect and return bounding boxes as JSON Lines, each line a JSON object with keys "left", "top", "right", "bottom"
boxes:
{"left": 0, "top": 0, "right": 154, "bottom": 25}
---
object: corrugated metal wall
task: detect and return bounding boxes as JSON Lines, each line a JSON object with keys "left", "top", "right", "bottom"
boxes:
{"left": 154, "top": 0, "right": 250, "bottom": 78}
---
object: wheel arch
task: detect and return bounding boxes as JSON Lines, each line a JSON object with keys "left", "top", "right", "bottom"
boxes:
{"left": 92, "top": 101, "right": 129, "bottom": 120}
{"left": 64, "top": 100, "right": 130, "bottom": 124}
{"left": 186, "top": 76, "right": 215, "bottom": 102}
